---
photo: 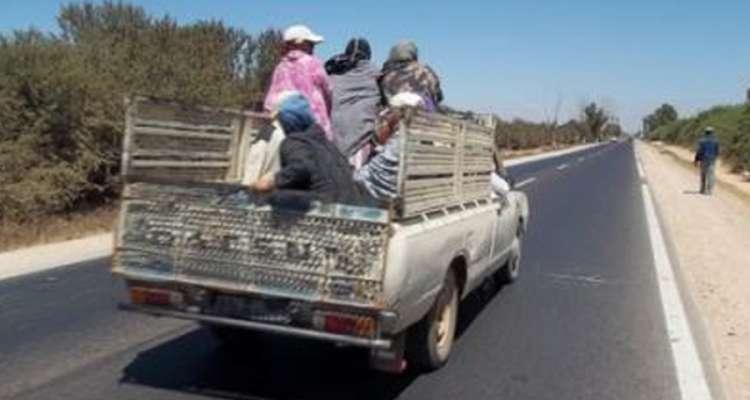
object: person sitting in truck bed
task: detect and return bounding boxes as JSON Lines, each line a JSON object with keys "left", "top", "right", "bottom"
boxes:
{"left": 354, "top": 92, "right": 425, "bottom": 200}
{"left": 325, "top": 38, "right": 381, "bottom": 169}
{"left": 380, "top": 41, "right": 444, "bottom": 111}
{"left": 250, "top": 92, "right": 372, "bottom": 206}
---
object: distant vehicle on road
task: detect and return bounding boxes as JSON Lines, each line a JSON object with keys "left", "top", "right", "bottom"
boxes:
{"left": 112, "top": 98, "right": 529, "bottom": 373}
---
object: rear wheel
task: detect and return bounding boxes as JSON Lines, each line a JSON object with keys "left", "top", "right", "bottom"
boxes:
{"left": 407, "top": 271, "right": 459, "bottom": 371}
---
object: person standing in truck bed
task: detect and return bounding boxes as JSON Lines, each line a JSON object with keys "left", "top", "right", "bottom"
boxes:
{"left": 379, "top": 41, "right": 444, "bottom": 111}
{"left": 325, "top": 38, "right": 381, "bottom": 169}
{"left": 264, "top": 25, "right": 333, "bottom": 139}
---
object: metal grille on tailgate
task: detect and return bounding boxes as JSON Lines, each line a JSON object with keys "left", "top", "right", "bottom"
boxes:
{"left": 114, "top": 183, "right": 390, "bottom": 306}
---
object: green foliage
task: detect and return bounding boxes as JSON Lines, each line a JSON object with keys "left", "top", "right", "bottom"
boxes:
{"left": 0, "top": 1, "right": 282, "bottom": 222}
{"left": 649, "top": 104, "right": 750, "bottom": 172}
{"left": 643, "top": 103, "right": 678, "bottom": 134}
{"left": 581, "top": 102, "right": 610, "bottom": 141}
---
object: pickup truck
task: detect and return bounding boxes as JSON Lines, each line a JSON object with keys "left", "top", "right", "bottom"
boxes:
{"left": 113, "top": 97, "right": 529, "bottom": 372}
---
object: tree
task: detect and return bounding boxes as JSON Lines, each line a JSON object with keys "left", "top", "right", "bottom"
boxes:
{"left": 581, "top": 102, "right": 610, "bottom": 141}
{"left": 643, "top": 103, "right": 678, "bottom": 134}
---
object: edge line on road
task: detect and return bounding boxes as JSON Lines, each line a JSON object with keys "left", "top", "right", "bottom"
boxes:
{"left": 640, "top": 183, "right": 713, "bottom": 400}
{"left": 636, "top": 158, "right": 646, "bottom": 179}
{"left": 556, "top": 163, "right": 569, "bottom": 171}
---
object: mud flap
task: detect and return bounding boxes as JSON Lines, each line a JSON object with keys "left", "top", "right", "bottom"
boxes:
{"left": 369, "top": 332, "right": 407, "bottom": 373}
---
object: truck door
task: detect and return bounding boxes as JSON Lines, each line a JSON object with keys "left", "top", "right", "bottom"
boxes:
{"left": 491, "top": 193, "right": 516, "bottom": 266}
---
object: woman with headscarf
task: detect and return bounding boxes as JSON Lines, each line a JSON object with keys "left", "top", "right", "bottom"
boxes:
{"left": 325, "top": 38, "right": 381, "bottom": 168}
{"left": 380, "top": 41, "right": 444, "bottom": 112}
{"left": 251, "top": 93, "right": 371, "bottom": 205}
{"left": 264, "top": 25, "right": 333, "bottom": 139}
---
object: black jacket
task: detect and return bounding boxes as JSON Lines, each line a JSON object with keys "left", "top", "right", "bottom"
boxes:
{"left": 274, "top": 124, "right": 373, "bottom": 206}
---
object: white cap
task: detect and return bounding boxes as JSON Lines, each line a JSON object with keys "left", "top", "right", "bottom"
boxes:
{"left": 283, "top": 25, "right": 324, "bottom": 44}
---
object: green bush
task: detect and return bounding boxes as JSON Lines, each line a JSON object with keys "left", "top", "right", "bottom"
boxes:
{"left": 0, "top": 2, "right": 282, "bottom": 223}
{"left": 649, "top": 104, "right": 750, "bottom": 172}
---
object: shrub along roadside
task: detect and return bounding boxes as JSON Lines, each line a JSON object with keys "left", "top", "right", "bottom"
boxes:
{"left": 0, "top": 2, "right": 282, "bottom": 225}
{"left": 648, "top": 104, "right": 750, "bottom": 173}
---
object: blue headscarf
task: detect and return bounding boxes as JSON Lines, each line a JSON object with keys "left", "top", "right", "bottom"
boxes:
{"left": 276, "top": 93, "right": 316, "bottom": 134}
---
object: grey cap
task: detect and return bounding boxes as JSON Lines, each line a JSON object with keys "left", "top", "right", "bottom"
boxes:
{"left": 705, "top": 126, "right": 715, "bottom": 134}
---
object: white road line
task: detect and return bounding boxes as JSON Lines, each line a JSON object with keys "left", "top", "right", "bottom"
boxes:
{"left": 636, "top": 159, "right": 646, "bottom": 179}
{"left": 556, "top": 163, "right": 569, "bottom": 170}
{"left": 515, "top": 177, "right": 536, "bottom": 188}
{"left": 505, "top": 143, "right": 603, "bottom": 167}
{"left": 641, "top": 184, "right": 713, "bottom": 400}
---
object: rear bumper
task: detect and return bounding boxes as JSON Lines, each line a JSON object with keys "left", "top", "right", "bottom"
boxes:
{"left": 119, "top": 303, "right": 394, "bottom": 350}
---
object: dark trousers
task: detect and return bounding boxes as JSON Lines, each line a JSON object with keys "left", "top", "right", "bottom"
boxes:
{"left": 700, "top": 161, "right": 716, "bottom": 195}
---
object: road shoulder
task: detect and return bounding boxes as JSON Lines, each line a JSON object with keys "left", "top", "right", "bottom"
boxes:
{"left": 637, "top": 141, "right": 750, "bottom": 400}
{"left": 0, "top": 234, "right": 112, "bottom": 281}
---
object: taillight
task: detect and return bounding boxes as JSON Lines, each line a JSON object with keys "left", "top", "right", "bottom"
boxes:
{"left": 313, "top": 311, "right": 376, "bottom": 338}
{"left": 129, "top": 287, "right": 183, "bottom": 307}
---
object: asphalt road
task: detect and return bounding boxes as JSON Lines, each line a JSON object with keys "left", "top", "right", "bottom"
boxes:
{"left": 0, "top": 141, "right": 685, "bottom": 400}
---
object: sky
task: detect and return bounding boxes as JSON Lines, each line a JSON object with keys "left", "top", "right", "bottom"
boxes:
{"left": 2, "top": 1, "right": 749, "bottom": 132}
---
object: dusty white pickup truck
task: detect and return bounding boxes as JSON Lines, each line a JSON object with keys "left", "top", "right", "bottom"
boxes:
{"left": 113, "top": 98, "right": 529, "bottom": 372}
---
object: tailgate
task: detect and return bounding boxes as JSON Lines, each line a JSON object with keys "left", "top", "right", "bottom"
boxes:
{"left": 113, "top": 182, "right": 391, "bottom": 308}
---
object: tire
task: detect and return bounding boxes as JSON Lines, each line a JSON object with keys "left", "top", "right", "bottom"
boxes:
{"left": 497, "top": 239, "right": 521, "bottom": 285}
{"left": 406, "top": 271, "right": 459, "bottom": 372}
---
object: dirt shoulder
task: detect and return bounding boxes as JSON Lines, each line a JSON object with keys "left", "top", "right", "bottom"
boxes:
{"left": 0, "top": 205, "right": 118, "bottom": 253}
{"left": 650, "top": 141, "right": 750, "bottom": 204}
{"left": 637, "top": 141, "right": 750, "bottom": 400}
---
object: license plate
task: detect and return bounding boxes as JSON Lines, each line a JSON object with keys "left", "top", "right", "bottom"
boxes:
{"left": 210, "top": 295, "right": 292, "bottom": 324}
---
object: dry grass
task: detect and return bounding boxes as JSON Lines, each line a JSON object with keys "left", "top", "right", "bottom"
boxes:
{"left": 0, "top": 204, "right": 118, "bottom": 253}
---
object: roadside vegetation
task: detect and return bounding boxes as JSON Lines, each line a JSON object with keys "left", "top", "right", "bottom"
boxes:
{"left": 0, "top": 2, "right": 283, "bottom": 240}
{"left": 646, "top": 103, "right": 750, "bottom": 173}
{"left": 0, "top": 1, "right": 623, "bottom": 249}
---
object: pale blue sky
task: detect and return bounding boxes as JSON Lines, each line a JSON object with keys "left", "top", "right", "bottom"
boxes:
{"left": 2, "top": 1, "right": 749, "bottom": 131}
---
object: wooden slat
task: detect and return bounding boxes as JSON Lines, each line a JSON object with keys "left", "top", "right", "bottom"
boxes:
{"left": 405, "top": 142, "right": 456, "bottom": 155}
{"left": 132, "top": 150, "right": 231, "bottom": 160}
{"left": 404, "top": 184, "right": 455, "bottom": 197}
{"left": 134, "top": 118, "right": 233, "bottom": 133}
{"left": 405, "top": 165, "right": 456, "bottom": 176}
{"left": 131, "top": 160, "right": 230, "bottom": 168}
{"left": 134, "top": 127, "right": 233, "bottom": 141}
{"left": 459, "top": 167, "right": 494, "bottom": 175}
{"left": 404, "top": 177, "right": 454, "bottom": 189}
{"left": 406, "top": 154, "right": 456, "bottom": 164}
{"left": 408, "top": 127, "right": 457, "bottom": 141}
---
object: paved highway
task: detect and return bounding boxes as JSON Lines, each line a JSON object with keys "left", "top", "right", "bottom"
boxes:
{"left": 0, "top": 141, "right": 706, "bottom": 399}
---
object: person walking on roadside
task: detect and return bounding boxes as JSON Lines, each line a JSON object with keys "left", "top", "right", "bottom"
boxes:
{"left": 693, "top": 126, "right": 720, "bottom": 195}
{"left": 264, "top": 25, "right": 333, "bottom": 139}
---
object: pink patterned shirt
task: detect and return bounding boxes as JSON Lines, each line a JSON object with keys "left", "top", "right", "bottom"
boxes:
{"left": 264, "top": 50, "right": 333, "bottom": 139}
